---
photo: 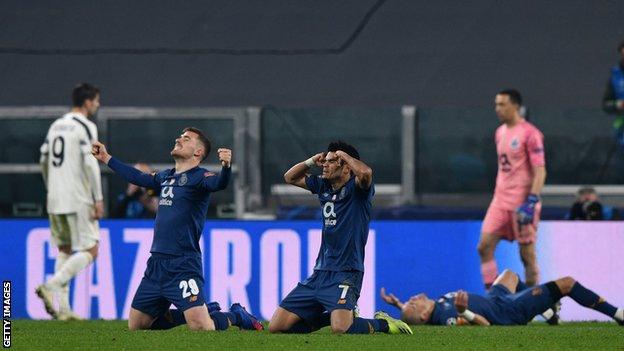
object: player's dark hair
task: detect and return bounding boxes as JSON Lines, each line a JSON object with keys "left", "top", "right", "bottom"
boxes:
{"left": 72, "top": 83, "right": 100, "bottom": 107}
{"left": 498, "top": 89, "right": 523, "bottom": 106}
{"left": 327, "top": 140, "right": 360, "bottom": 162}
{"left": 183, "top": 127, "right": 212, "bottom": 162}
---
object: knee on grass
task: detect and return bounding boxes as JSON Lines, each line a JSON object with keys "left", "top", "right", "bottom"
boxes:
{"left": 186, "top": 319, "right": 215, "bottom": 331}
{"left": 330, "top": 320, "right": 353, "bottom": 334}
{"left": 268, "top": 322, "right": 283, "bottom": 333}
{"left": 128, "top": 319, "right": 151, "bottom": 331}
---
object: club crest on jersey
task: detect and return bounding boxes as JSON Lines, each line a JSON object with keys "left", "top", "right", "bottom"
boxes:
{"left": 323, "top": 201, "right": 337, "bottom": 226}
{"left": 179, "top": 173, "right": 188, "bottom": 186}
{"left": 339, "top": 187, "right": 346, "bottom": 200}
{"left": 510, "top": 138, "right": 520, "bottom": 150}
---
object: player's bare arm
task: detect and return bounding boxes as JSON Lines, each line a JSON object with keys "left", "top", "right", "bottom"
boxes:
{"left": 335, "top": 150, "right": 373, "bottom": 189}
{"left": 283, "top": 152, "right": 324, "bottom": 189}
{"left": 86, "top": 149, "right": 105, "bottom": 219}
{"left": 380, "top": 287, "right": 405, "bottom": 310}
{"left": 454, "top": 290, "right": 490, "bottom": 326}
{"left": 39, "top": 153, "right": 49, "bottom": 190}
{"left": 93, "top": 201, "right": 104, "bottom": 220}
{"left": 83, "top": 143, "right": 105, "bottom": 219}
{"left": 530, "top": 165, "right": 546, "bottom": 195}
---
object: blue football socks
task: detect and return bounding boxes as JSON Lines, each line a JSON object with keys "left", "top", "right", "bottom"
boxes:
{"left": 569, "top": 282, "right": 617, "bottom": 318}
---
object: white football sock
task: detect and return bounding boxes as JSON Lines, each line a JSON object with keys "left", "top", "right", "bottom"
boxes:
{"left": 48, "top": 251, "right": 93, "bottom": 288}
{"left": 615, "top": 308, "right": 624, "bottom": 321}
{"left": 541, "top": 308, "right": 554, "bottom": 320}
{"left": 54, "top": 252, "right": 71, "bottom": 313}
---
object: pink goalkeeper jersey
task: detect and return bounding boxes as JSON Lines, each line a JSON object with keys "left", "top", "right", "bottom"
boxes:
{"left": 492, "top": 119, "right": 545, "bottom": 210}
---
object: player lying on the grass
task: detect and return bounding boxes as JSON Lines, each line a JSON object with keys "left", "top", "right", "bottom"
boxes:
{"left": 92, "top": 128, "right": 261, "bottom": 331}
{"left": 381, "top": 269, "right": 624, "bottom": 326}
{"left": 269, "top": 141, "right": 412, "bottom": 335}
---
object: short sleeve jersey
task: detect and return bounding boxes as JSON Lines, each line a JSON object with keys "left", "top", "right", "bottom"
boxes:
{"left": 305, "top": 175, "right": 375, "bottom": 272}
{"left": 492, "top": 120, "right": 545, "bottom": 210}
{"left": 40, "top": 112, "right": 101, "bottom": 213}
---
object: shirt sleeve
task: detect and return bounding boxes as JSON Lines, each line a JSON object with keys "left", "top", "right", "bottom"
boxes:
{"left": 355, "top": 181, "right": 375, "bottom": 200}
{"left": 39, "top": 138, "right": 49, "bottom": 189}
{"left": 526, "top": 128, "right": 545, "bottom": 167}
{"left": 75, "top": 125, "right": 94, "bottom": 155}
{"left": 199, "top": 167, "right": 232, "bottom": 192}
{"left": 107, "top": 157, "right": 161, "bottom": 189}
{"left": 304, "top": 175, "right": 323, "bottom": 194}
{"left": 40, "top": 136, "right": 49, "bottom": 156}
{"left": 83, "top": 153, "right": 103, "bottom": 201}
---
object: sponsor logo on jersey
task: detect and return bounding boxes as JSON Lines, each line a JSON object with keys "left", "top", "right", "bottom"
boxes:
{"left": 323, "top": 201, "right": 337, "bottom": 226}
{"left": 159, "top": 179, "right": 175, "bottom": 206}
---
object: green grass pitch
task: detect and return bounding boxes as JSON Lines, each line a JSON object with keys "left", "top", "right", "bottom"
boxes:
{"left": 11, "top": 320, "right": 624, "bottom": 350}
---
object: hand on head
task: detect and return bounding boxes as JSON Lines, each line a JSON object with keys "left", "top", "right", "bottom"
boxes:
{"left": 314, "top": 152, "right": 326, "bottom": 167}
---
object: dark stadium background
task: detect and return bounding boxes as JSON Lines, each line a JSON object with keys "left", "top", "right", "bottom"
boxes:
{"left": 1, "top": 0, "right": 623, "bottom": 332}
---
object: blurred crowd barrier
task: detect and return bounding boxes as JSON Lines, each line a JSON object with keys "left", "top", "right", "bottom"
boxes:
{"left": 1, "top": 106, "right": 622, "bottom": 218}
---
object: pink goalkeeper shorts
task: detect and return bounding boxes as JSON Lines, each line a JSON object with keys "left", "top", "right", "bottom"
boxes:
{"left": 481, "top": 203, "right": 541, "bottom": 244}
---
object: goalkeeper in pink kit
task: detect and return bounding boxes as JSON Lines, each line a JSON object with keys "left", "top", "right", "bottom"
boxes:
{"left": 477, "top": 89, "right": 547, "bottom": 294}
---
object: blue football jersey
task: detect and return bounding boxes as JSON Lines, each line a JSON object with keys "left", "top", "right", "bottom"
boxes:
{"left": 305, "top": 175, "right": 374, "bottom": 272}
{"left": 108, "top": 157, "right": 231, "bottom": 256}
{"left": 429, "top": 292, "right": 516, "bottom": 325}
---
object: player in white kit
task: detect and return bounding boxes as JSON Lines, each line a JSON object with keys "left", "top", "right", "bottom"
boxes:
{"left": 36, "top": 83, "right": 104, "bottom": 320}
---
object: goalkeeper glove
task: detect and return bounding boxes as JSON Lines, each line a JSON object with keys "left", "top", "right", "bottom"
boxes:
{"left": 516, "top": 194, "right": 539, "bottom": 225}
